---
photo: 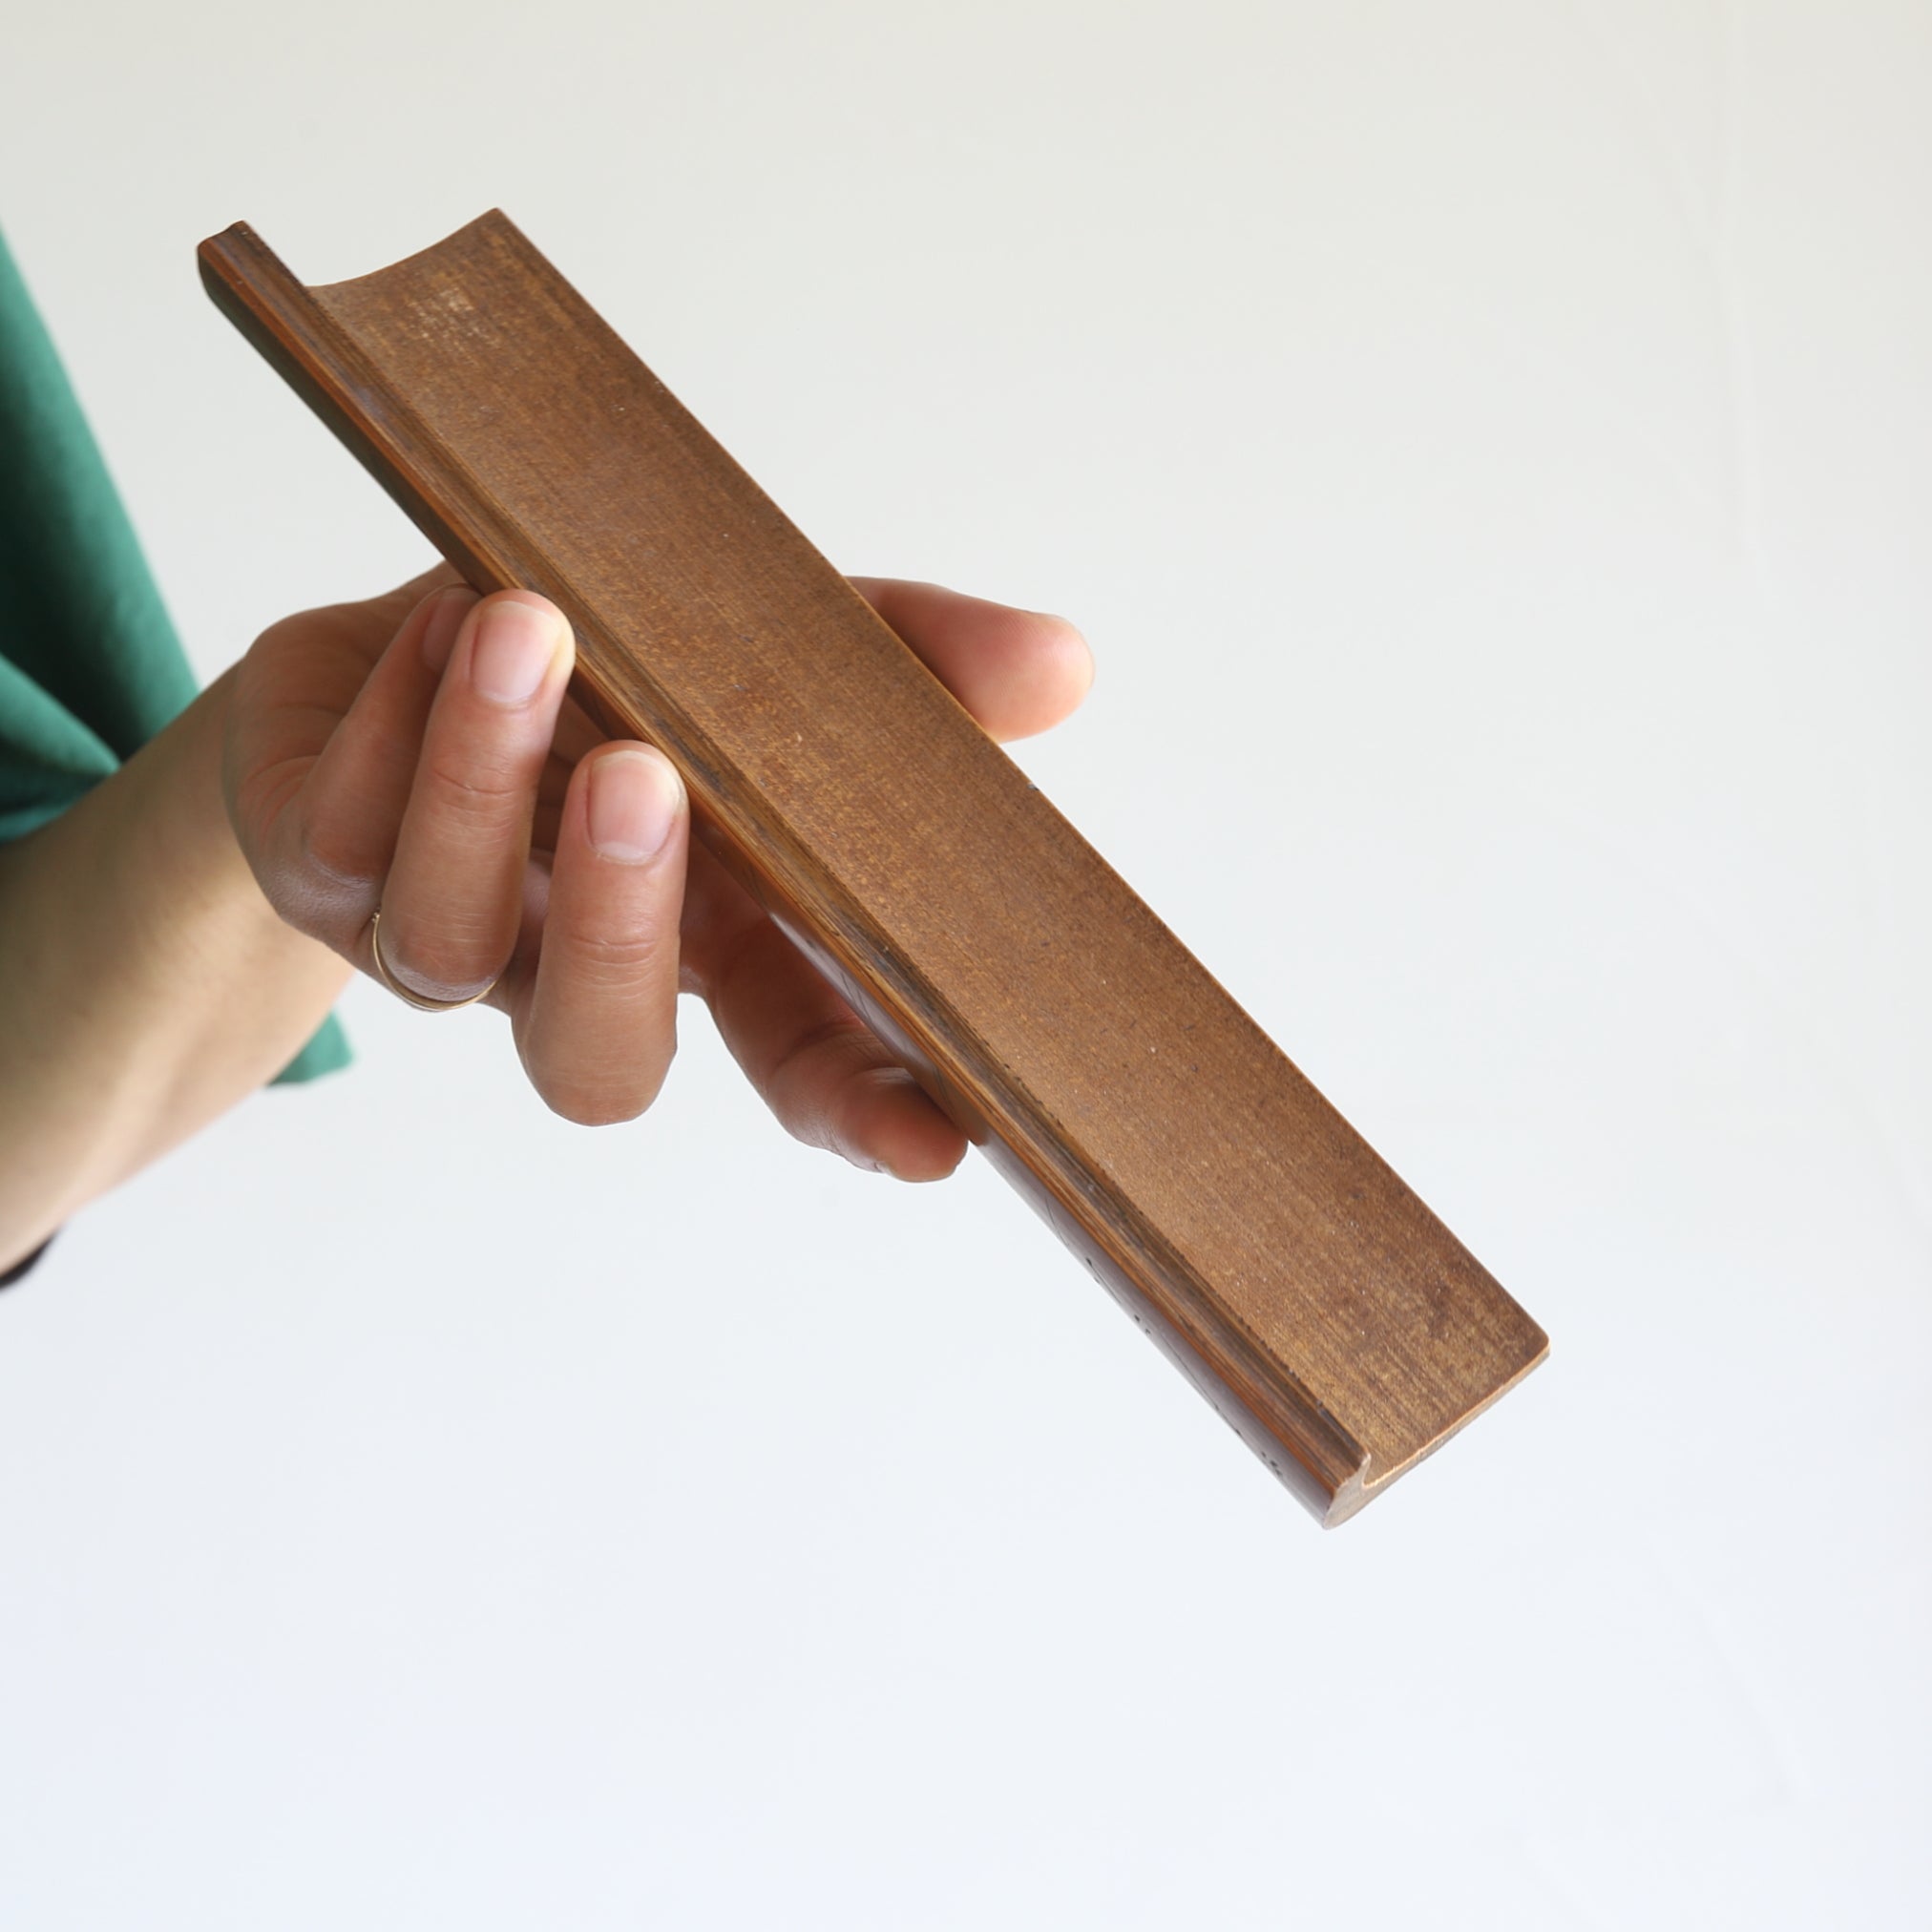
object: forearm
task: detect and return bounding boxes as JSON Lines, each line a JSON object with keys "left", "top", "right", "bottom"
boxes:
{"left": 0, "top": 669, "right": 350, "bottom": 1268}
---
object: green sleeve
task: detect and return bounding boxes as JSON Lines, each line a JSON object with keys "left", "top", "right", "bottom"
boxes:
{"left": 0, "top": 226, "right": 347, "bottom": 1083}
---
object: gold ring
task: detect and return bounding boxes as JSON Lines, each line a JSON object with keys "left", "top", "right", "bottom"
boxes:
{"left": 368, "top": 908, "right": 499, "bottom": 1013}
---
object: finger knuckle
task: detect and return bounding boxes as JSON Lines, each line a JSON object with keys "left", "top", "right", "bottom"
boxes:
{"left": 560, "top": 924, "right": 668, "bottom": 988}
{"left": 762, "top": 1013, "right": 876, "bottom": 1100}
{"left": 415, "top": 750, "right": 529, "bottom": 829}
{"left": 238, "top": 807, "right": 371, "bottom": 937}
{"left": 295, "top": 812, "right": 383, "bottom": 897}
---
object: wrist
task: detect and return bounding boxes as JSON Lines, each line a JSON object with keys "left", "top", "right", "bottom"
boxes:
{"left": 0, "top": 672, "right": 351, "bottom": 1258}
{"left": 139, "top": 666, "right": 292, "bottom": 948}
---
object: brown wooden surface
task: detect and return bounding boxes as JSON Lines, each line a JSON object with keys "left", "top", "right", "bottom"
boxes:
{"left": 199, "top": 211, "right": 1546, "bottom": 1524}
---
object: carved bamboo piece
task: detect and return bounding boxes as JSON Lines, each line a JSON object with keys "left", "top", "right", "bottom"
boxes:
{"left": 200, "top": 212, "right": 1546, "bottom": 1522}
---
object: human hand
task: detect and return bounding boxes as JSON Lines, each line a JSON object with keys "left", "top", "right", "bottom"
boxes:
{"left": 223, "top": 569, "right": 1092, "bottom": 1178}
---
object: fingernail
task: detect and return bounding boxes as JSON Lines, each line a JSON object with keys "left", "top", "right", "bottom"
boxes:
{"left": 587, "top": 747, "right": 682, "bottom": 862}
{"left": 420, "top": 586, "right": 479, "bottom": 674}
{"left": 470, "top": 599, "right": 562, "bottom": 705}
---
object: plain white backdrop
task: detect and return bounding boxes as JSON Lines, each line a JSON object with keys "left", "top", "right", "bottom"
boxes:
{"left": 2, "top": 2, "right": 1927, "bottom": 1925}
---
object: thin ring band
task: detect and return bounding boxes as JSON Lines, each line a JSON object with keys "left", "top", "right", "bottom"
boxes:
{"left": 368, "top": 908, "right": 499, "bottom": 1014}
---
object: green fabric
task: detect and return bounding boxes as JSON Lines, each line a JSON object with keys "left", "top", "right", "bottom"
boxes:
{"left": 0, "top": 227, "right": 347, "bottom": 1083}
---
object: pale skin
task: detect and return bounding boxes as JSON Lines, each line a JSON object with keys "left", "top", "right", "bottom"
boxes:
{"left": 0, "top": 568, "right": 1093, "bottom": 1274}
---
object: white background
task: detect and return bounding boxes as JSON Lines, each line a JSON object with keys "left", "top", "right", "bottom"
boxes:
{"left": 2, "top": 3, "right": 1928, "bottom": 1926}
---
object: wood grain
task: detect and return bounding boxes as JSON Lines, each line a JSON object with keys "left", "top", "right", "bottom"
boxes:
{"left": 199, "top": 211, "right": 1546, "bottom": 1523}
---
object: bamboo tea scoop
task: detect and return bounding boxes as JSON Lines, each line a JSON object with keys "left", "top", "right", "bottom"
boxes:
{"left": 199, "top": 212, "right": 1546, "bottom": 1523}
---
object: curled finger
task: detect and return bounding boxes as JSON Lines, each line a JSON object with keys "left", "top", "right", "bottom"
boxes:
{"left": 515, "top": 743, "right": 689, "bottom": 1124}
{"left": 375, "top": 591, "right": 574, "bottom": 1002}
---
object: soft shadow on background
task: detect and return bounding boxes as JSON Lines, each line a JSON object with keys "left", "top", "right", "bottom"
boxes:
{"left": 2, "top": 3, "right": 1927, "bottom": 1926}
